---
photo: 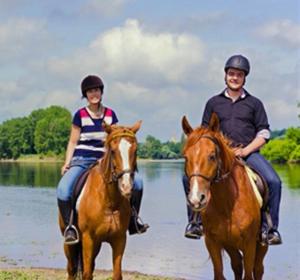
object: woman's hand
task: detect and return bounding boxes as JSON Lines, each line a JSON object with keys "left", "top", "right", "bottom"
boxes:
{"left": 61, "top": 163, "right": 70, "bottom": 175}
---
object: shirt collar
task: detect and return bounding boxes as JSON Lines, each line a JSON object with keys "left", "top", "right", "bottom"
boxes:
{"left": 224, "top": 89, "right": 246, "bottom": 100}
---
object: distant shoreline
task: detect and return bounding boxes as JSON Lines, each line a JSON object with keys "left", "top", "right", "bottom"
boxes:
{"left": 0, "top": 156, "right": 184, "bottom": 163}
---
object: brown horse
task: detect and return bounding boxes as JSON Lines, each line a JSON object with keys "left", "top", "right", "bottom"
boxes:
{"left": 182, "top": 114, "right": 268, "bottom": 280}
{"left": 59, "top": 121, "right": 141, "bottom": 280}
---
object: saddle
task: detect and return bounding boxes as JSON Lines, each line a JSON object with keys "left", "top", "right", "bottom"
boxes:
{"left": 244, "top": 165, "right": 269, "bottom": 210}
{"left": 66, "top": 163, "right": 97, "bottom": 234}
{"left": 238, "top": 159, "right": 274, "bottom": 230}
{"left": 71, "top": 163, "right": 97, "bottom": 207}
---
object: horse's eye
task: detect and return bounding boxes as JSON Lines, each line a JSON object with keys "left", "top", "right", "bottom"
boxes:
{"left": 208, "top": 154, "right": 216, "bottom": 161}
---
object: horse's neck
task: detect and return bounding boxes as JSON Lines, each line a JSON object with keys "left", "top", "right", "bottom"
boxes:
{"left": 211, "top": 180, "right": 235, "bottom": 211}
{"left": 210, "top": 164, "right": 239, "bottom": 214}
{"left": 211, "top": 161, "right": 249, "bottom": 213}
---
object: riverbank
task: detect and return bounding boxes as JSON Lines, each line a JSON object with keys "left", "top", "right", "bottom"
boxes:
{"left": 0, "top": 268, "right": 182, "bottom": 280}
{"left": 0, "top": 156, "right": 184, "bottom": 163}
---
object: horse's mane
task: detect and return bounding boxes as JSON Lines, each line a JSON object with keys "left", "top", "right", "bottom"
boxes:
{"left": 101, "top": 126, "right": 137, "bottom": 182}
{"left": 183, "top": 126, "right": 236, "bottom": 174}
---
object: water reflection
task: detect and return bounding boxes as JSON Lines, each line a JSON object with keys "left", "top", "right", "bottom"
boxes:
{"left": 0, "top": 161, "right": 300, "bottom": 279}
{"left": 274, "top": 164, "right": 300, "bottom": 189}
{"left": 0, "top": 162, "right": 61, "bottom": 188}
{"left": 0, "top": 161, "right": 299, "bottom": 190}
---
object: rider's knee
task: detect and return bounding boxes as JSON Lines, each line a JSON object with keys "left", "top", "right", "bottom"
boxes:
{"left": 133, "top": 175, "right": 143, "bottom": 191}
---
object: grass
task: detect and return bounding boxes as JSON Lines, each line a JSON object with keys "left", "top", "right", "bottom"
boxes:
{"left": 0, "top": 268, "right": 181, "bottom": 280}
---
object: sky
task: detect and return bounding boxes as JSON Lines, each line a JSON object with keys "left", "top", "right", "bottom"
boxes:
{"left": 0, "top": 0, "right": 299, "bottom": 141}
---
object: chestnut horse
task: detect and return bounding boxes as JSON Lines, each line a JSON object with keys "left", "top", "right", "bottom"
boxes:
{"left": 59, "top": 121, "right": 141, "bottom": 280}
{"left": 182, "top": 114, "right": 268, "bottom": 280}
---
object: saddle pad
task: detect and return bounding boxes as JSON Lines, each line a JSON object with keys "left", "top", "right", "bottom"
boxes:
{"left": 244, "top": 165, "right": 263, "bottom": 208}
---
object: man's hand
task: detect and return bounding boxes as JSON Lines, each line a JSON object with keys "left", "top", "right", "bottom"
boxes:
{"left": 233, "top": 147, "right": 249, "bottom": 158}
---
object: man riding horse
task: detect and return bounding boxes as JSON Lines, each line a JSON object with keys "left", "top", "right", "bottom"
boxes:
{"left": 183, "top": 55, "right": 282, "bottom": 246}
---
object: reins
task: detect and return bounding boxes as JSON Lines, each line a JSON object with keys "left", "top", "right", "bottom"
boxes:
{"left": 105, "top": 130, "right": 137, "bottom": 183}
{"left": 187, "top": 135, "right": 231, "bottom": 184}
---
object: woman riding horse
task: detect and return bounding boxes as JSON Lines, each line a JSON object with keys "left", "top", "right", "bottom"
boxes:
{"left": 57, "top": 75, "right": 148, "bottom": 245}
{"left": 59, "top": 121, "right": 143, "bottom": 280}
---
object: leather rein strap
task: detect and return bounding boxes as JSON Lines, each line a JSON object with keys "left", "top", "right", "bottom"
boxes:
{"left": 106, "top": 130, "right": 137, "bottom": 182}
{"left": 188, "top": 135, "right": 230, "bottom": 183}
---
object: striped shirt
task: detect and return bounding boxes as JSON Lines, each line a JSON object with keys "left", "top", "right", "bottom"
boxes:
{"left": 72, "top": 106, "right": 118, "bottom": 158}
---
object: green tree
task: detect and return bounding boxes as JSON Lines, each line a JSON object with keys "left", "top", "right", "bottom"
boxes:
{"left": 34, "top": 107, "right": 71, "bottom": 155}
{"left": 0, "top": 117, "right": 32, "bottom": 159}
{"left": 137, "top": 135, "right": 162, "bottom": 159}
{"left": 261, "top": 139, "right": 297, "bottom": 163}
{"left": 289, "top": 145, "right": 300, "bottom": 162}
{"left": 0, "top": 106, "right": 72, "bottom": 159}
{"left": 285, "top": 127, "right": 300, "bottom": 144}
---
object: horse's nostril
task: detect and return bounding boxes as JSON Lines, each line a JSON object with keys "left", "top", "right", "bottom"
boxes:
{"left": 200, "top": 194, "right": 206, "bottom": 203}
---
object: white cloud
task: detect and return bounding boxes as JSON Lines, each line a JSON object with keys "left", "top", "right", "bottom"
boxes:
{"left": 47, "top": 19, "right": 205, "bottom": 87}
{"left": 255, "top": 19, "right": 300, "bottom": 49}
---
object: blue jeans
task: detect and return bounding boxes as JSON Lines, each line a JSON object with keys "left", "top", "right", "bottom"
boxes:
{"left": 245, "top": 152, "right": 282, "bottom": 230}
{"left": 57, "top": 157, "right": 98, "bottom": 201}
{"left": 57, "top": 157, "right": 144, "bottom": 212}
{"left": 182, "top": 175, "right": 202, "bottom": 224}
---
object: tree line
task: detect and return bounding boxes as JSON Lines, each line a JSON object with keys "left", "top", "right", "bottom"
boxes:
{"left": 0, "top": 106, "right": 71, "bottom": 159}
{"left": 0, "top": 105, "right": 299, "bottom": 163}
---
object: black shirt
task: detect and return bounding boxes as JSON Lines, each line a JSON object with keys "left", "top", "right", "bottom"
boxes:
{"left": 201, "top": 89, "right": 270, "bottom": 147}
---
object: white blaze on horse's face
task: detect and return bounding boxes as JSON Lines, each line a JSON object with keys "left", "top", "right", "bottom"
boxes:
{"left": 118, "top": 138, "right": 133, "bottom": 198}
{"left": 189, "top": 177, "right": 202, "bottom": 208}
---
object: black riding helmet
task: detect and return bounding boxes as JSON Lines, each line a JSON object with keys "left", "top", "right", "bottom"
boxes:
{"left": 81, "top": 75, "right": 104, "bottom": 97}
{"left": 224, "top": 55, "right": 250, "bottom": 76}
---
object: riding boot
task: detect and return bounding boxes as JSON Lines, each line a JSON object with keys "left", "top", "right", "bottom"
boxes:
{"left": 260, "top": 210, "right": 282, "bottom": 246}
{"left": 128, "top": 187, "right": 149, "bottom": 235}
{"left": 57, "top": 199, "right": 79, "bottom": 245}
{"left": 185, "top": 209, "right": 204, "bottom": 239}
{"left": 183, "top": 176, "right": 203, "bottom": 239}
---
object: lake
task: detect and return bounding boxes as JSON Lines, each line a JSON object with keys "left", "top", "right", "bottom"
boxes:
{"left": 0, "top": 161, "right": 299, "bottom": 280}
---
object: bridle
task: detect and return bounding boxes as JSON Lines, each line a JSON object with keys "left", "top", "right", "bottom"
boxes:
{"left": 187, "top": 135, "right": 230, "bottom": 184}
{"left": 106, "top": 130, "right": 137, "bottom": 182}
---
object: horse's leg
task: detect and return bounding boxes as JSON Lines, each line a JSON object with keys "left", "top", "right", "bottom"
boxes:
{"left": 253, "top": 242, "right": 268, "bottom": 280}
{"left": 64, "top": 244, "right": 80, "bottom": 280}
{"left": 110, "top": 235, "right": 126, "bottom": 280}
{"left": 81, "top": 232, "right": 97, "bottom": 280}
{"left": 242, "top": 240, "right": 257, "bottom": 280}
{"left": 205, "top": 237, "right": 226, "bottom": 280}
{"left": 224, "top": 247, "right": 243, "bottom": 280}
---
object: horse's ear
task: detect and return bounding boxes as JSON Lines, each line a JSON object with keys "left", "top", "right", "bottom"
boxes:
{"left": 182, "top": 116, "right": 193, "bottom": 135}
{"left": 130, "top": 120, "right": 142, "bottom": 133}
{"left": 209, "top": 112, "right": 220, "bottom": 132}
{"left": 103, "top": 121, "right": 112, "bottom": 133}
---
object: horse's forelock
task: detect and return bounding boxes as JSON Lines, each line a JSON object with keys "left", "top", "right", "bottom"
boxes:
{"left": 183, "top": 126, "right": 209, "bottom": 153}
{"left": 105, "top": 127, "right": 137, "bottom": 147}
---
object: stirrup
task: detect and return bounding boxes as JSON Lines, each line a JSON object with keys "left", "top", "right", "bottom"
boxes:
{"left": 267, "top": 229, "right": 282, "bottom": 245}
{"left": 185, "top": 222, "right": 203, "bottom": 239}
{"left": 64, "top": 225, "right": 80, "bottom": 245}
{"left": 135, "top": 215, "right": 149, "bottom": 234}
{"left": 131, "top": 207, "right": 149, "bottom": 234}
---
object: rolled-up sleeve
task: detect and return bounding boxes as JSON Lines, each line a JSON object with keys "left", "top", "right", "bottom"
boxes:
{"left": 254, "top": 99, "right": 270, "bottom": 140}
